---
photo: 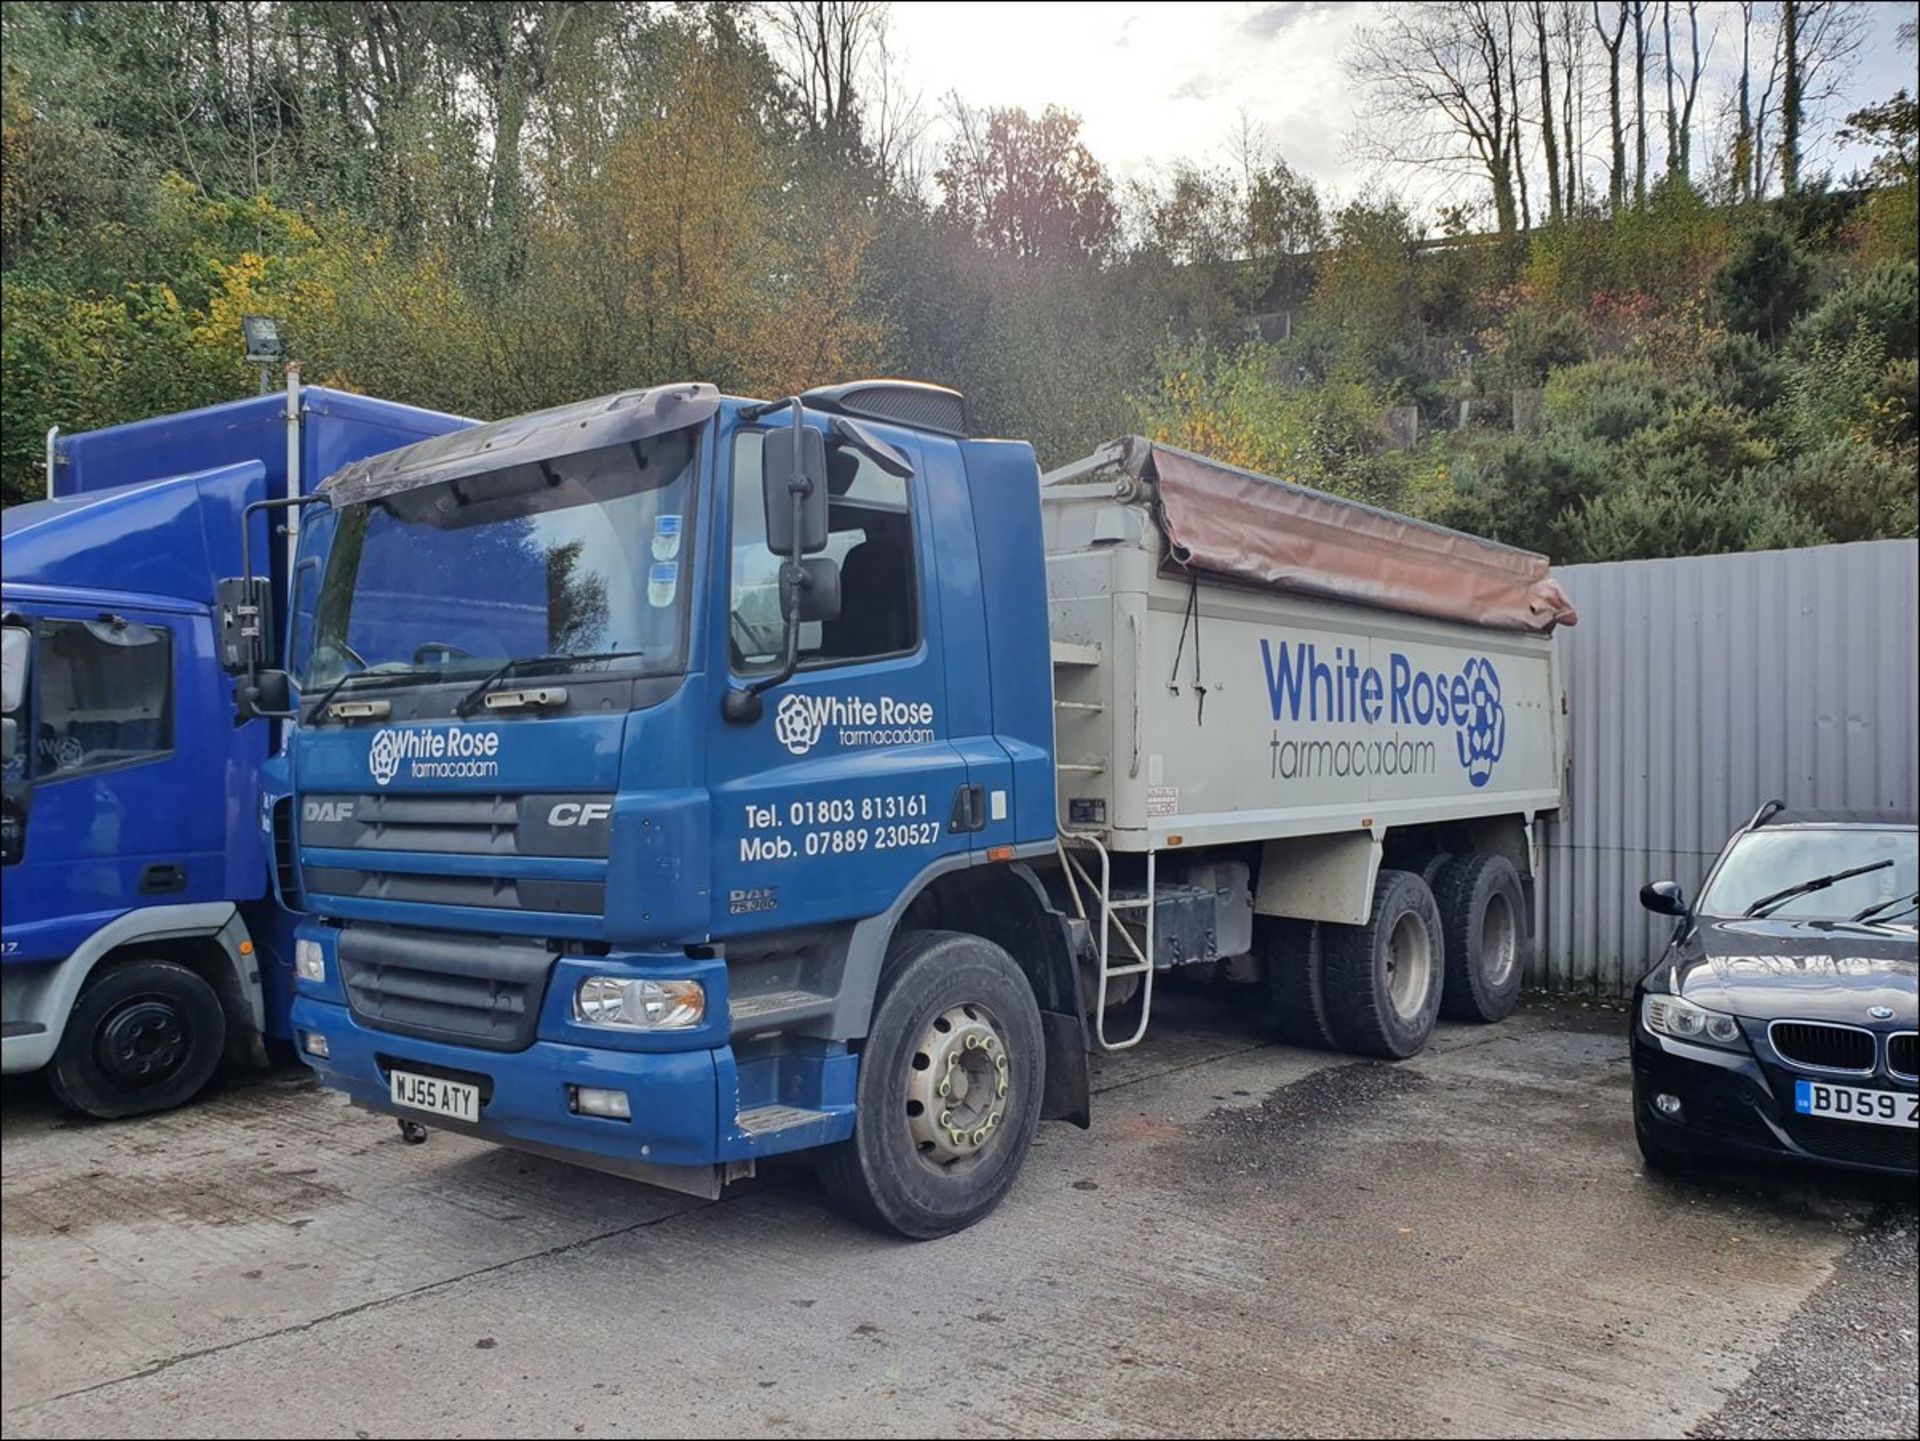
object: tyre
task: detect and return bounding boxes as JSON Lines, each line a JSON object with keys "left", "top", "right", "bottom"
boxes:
{"left": 1432, "top": 851, "right": 1529, "bottom": 1023}
{"left": 1321, "top": 869, "right": 1445, "bottom": 1060}
{"left": 47, "top": 959, "right": 227, "bottom": 1119}
{"left": 1264, "top": 918, "right": 1341, "bottom": 1050}
{"left": 817, "top": 929, "right": 1045, "bottom": 1239}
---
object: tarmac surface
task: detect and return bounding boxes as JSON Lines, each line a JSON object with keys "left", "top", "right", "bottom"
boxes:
{"left": 3, "top": 991, "right": 1914, "bottom": 1439}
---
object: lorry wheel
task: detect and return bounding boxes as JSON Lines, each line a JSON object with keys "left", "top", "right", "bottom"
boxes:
{"left": 1264, "top": 919, "right": 1342, "bottom": 1050}
{"left": 47, "top": 959, "right": 227, "bottom": 1120}
{"left": 1322, "top": 870, "right": 1445, "bottom": 1060}
{"left": 817, "top": 930, "right": 1045, "bottom": 1239}
{"left": 1432, "top": 852, "right": 1529, "bottom": 1023}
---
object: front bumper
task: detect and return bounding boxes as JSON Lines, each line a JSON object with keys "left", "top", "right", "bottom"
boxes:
{"left": 293, "top": 994, "right": 730, "bottom": 1171}
{"left": 1631, "top": 1026, "right": 1918, "bottom": 1176}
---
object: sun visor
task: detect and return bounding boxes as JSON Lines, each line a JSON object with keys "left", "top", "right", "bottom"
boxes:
{"left": 1119, "top": 438, "right": 1577, "bottom": 634}
{"left": 321, "top": 383, "right": 718, "bottom": 507}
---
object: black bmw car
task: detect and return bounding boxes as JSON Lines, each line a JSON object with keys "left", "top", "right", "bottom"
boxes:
{"left": 1631, "top": 803, "right": 1917, "bottom": 1177}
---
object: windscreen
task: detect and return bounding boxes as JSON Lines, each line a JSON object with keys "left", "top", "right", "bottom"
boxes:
{"left": 1701, "top": 827, "right": 1920, "bottom": 921}
{"left": 307, "top": 430, "right": 696, "bottom": 689}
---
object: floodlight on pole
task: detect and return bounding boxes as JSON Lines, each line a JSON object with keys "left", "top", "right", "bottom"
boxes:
{"left": 242, "top": 315, "right": 284, "bottom": 395}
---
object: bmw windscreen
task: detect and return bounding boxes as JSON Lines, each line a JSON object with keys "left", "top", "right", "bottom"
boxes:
{"left": 1701, "top": 827, "right": 1919, "bottom": 923}
{"left": 305, "top": 428, "right": 697, "bottom": 699}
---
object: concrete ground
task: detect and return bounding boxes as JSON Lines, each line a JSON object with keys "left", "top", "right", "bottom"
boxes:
{"left": 2, "top": 992, "right": 1914, "bottom": 1440}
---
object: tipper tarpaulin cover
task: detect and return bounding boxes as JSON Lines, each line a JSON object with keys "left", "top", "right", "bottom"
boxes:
{"left": 1126, "top": 437, "right": 1577, "bottom": 633}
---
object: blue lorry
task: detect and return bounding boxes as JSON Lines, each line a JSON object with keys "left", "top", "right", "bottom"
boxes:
{"left": 1, "top": 382, "right": 470, "bottom": 1117}
{"left": 228, "top": 380, "right": 1570, "bottom": 1237}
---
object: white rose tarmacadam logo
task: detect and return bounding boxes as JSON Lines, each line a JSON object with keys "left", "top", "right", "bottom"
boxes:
{"left": 366, "top": 724, "right": 501, "bottom": 784}
{"left": 774, "top": 692, "right": 825, "bottom": 755}
{"left": 368, "top": 728, "right": 403, "bottom": 786}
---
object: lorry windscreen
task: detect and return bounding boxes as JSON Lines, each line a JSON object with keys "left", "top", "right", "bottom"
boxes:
{"left": 306, "top": 430, "right": 697, "bottom": 691}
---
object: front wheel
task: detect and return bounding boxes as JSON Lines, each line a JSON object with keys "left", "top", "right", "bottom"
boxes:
{"left": 817, "top": 930, "right": 1045, "bottom": 1239}
{"left": 47, "top": 959, "right": 227, "bottom": 1119}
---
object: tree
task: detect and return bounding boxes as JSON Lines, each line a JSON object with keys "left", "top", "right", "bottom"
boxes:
{"left": 1532, "top": 1, "right": 1562, "bottom": 221}
{"left": 1594, "top": 1, "right": 1631, "bottom": 211}
{"left": 1632, "top": 0, "right": 1649, "bottom": 205}
{"left": 1713, "top": 225, "right": 1814, "bottom": 342}
{"left": 1779, "top": 1, "right": 1867, "bottom": 197}
{"left": 763, "top": 1, "right": 885, "bottom": 158}
{"left": 1347, "top": 3, "right": 1523, "bottom": 236}
{"left": 935, "top": 101, "right": 1118, "bottom": 264}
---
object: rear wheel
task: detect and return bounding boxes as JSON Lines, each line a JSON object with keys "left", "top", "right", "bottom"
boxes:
{"left": 47, "top": 959, "right": 227, "bottom": 1119}
{"left": 817, "top": 930, "right": 1045, "bottom": 1239}
{"left": 1322, "top": 870, "right": 1445, "bottom": 1060}
{"left": 1432, "top": 852, "right": 1529, "bottom": 1023}
{"left": 1264, "top": 918, "right": 1341, "bottom": 1050}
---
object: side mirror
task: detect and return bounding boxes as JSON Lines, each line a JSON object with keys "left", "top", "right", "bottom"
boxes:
{"left": 762, "top": 425, "right": 829, "bottom": 557}
{"left": 216, "top": 576, "right": 274, "bottom": 678}
{"left": 1640, "top": 881, "right": 1689, "bottom": 917}
{"left": 0, "top": 625, "right": 27, "bottom": 714}
{"left": 237, "top": 667, "right": 293, "bottom": 722}
{"left": 782, "top": 557, "right": 841, "bottom": 624}
{"left": 0, "top": 717, "right": 15, "bottom": 765}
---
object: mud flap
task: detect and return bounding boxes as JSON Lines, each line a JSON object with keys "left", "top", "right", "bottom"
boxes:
{"left": 1040, "top": 1008, "right": 1091, "bottom": 1128}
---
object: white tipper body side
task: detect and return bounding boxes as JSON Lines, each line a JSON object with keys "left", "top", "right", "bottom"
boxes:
{"left": 1042, "top": 484, "right": 1565, "bottom": 857}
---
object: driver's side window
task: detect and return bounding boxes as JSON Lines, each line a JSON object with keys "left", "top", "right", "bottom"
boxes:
{"left": 728, "top": 432, "right": 919, "bottom": 674}
{"left": 30, "top": 618, "right": 172, "bottom": 780}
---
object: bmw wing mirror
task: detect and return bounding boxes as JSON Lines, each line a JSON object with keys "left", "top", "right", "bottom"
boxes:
{"left": 1639, "top": 881, "right": 1689, "bottom": 917}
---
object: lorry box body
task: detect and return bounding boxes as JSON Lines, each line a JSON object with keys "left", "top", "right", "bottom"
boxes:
{"left": 2, "top": 386, "right": 474, "bottom": 1117}
{"left": 257, "top": 383, "right": 1574, "bottom": 1235}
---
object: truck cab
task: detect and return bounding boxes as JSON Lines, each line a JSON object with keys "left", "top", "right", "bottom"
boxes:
{"left": 263, "top": 383, "right": 1086, "bottom": 1237}
{"left": 1, "top": 388, "right": 472, "bottom": 1117}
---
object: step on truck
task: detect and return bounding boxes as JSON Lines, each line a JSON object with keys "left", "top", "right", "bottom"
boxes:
{"left": 1, "top": 381, "right": 471, "bottom": 1117}
{"left": 224, "top": 382, "right": 1574, "bottom": 1237}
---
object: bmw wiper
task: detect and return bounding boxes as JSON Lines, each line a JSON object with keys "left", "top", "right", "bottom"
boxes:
{"left": 1850, "top": 890, "right": 1920, "bottom": 923}
{"left": 1744, "top": 860, "right": 1895, "bottom": 918}
{"left": 452, "top": 649, "right": 646, "bottom": 718}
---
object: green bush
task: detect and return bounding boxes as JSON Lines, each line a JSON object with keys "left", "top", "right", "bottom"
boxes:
{"left": 1705, "top": 331, "right": 1788, "bottom": 413}
{"left": 1755, "top": 439, "right": 1919, "bottom": 542}
{"left": 1563, "top": 475, "right": 1826, "bottom": 562}
{"left": 1712, "top": 225, "right": 1815, "bottom": 343}
{"left": 1792, "top": 260, "right": 1920, "bottom": 362}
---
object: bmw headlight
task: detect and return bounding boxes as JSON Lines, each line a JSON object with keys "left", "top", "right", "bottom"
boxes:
{"left": 574, "top": 977, "right": 705, "bottom": 1030}
{"left": 1641, "top": 993, "right": 1745, "bottom": 1049}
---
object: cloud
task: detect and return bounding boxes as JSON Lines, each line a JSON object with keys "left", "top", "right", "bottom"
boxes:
{"left": 1241, "top": 1, "right": 1345, "bottom": 41}
{"left": 1170, "top": 72, "right": 1216, "bottom": 103}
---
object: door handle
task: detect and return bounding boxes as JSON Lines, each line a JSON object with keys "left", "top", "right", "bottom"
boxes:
{"left": 948, "top": 784, "right": 985, "bottom": 834}
{"left": 140, "top": 862, "right": 187, "bottom": 895}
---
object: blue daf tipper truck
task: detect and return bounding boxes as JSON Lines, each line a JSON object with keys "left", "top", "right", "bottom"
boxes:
{"left": 1, "top": 381, "right": 471, "bottom": 1117}
{"left": 227, "top": 381, "right": 1573, "bottom": 1236}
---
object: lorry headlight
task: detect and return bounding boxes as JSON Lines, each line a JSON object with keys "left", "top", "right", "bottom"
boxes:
{"left": 1641, "top": 993, "right": 1744, "bottom": 1049}
{"left": 294, "top": 939, "right": 326, "bottom": 983}
{"left": 574, "top": 977, "right": 705, "bottom": 1030}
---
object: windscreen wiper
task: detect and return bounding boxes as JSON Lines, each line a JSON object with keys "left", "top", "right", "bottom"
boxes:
{"left": 1744, "top": 859, "right": 1895, "bottom": 918}
{"left": 301, "top": 663, "right": 434, "bottom": 725}
{"left": 1850, "top": 890, "right": 1920, "bottom": 923}
{"left": 452, "top": 649, "right": 647, "bottom": 718}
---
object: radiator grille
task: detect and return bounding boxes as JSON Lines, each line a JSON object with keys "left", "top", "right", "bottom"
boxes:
{"left": 1768, "top": 1021, "right": 1875, "bottom": 1073}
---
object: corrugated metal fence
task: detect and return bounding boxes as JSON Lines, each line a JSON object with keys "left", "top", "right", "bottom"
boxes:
{"left": 1537, "top": 539, "right": 1920, "bottom": 995}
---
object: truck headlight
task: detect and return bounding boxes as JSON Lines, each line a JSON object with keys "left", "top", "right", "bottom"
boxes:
{"left": 1641, "top": 993, "right": 1745, "bottom": 1049}
{"left": 294, "top": 938, "right": 326, "bottom": 983}
{"left": 574, "top": 977, "right": 705, "bottom": 1030}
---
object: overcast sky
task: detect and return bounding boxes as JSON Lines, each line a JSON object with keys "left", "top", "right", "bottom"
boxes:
{"left": 882, "top": 1, "right": 1920, "bottom": 214}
